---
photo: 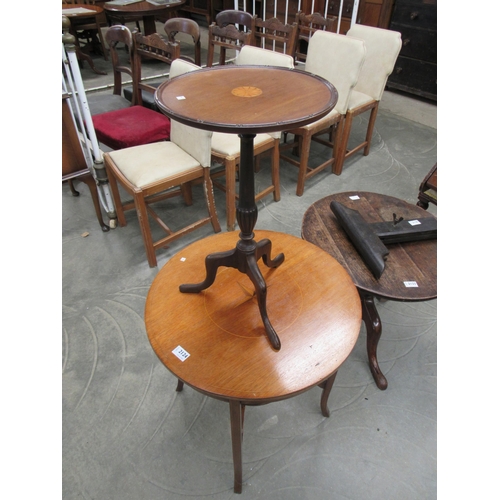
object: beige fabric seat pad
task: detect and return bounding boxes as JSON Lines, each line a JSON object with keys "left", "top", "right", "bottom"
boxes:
{"left": 299, "top": 108, "right": 341, "bottom": 131}
{"left": 211, "top": 132, "right": 274, "bottom": 156}
{"left": 108, "top": 142, "right": 201, "bottom": 188}
{"left": 348, "top": 90, "right": 375, "bottom": 111}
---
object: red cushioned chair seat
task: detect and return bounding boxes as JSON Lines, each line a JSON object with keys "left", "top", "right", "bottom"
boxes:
{"left": 92, "top": 106, "right": 171, "bottom": 150}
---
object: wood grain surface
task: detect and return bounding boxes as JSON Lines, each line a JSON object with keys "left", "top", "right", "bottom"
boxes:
{"left": 145, "top": 230, "right": 361, "bottom": 404}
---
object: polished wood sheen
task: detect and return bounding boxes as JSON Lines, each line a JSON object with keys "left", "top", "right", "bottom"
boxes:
{"left": 155, "top": 65, "right": 337, "bottom": 134}
{"left": 145, "top": 230, "right": 361, "bottom": 493}
{"left": 302, "top": 192, "right": 437, "bottom": 390}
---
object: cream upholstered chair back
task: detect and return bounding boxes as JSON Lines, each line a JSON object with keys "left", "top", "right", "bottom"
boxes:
{"left": 347, "top": 24, "right": 402, "bottom": 101}
{"left": 305, "top": 31, "right": 366, "bottom": 115}
{"left": 167, "top": 59, "right": 212, "bottom": 168}
{"left": 169, "top": 58, "right": 201, "bottom": 79}
{"left": 235, "top": 45, "right": 294, "bottom": 140}
{"left": 171, "top": 123, "right": 212, "bottom": 168}
{"left": 235, "top": 45, "right": 294, "bottom": 68}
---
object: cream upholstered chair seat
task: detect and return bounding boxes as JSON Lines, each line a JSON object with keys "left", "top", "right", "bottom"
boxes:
{"left": 211, "top": 133, "right": 276, "bottom": 156}
{"left": 103, "top": 60, "right": 221, "bottom": 268}
{"left": 106, "top": 142, "right": 203, "bottom": 188}
{"left": 279, "top": 30, "right": 366, "bottom": 196}
{"left": 209, "top": 45, "right": 294, "bottom": 231}
{"left": 347, "top": 90, "right": 376, "bottom": 110}
{"left": 335, "top": 24, "right": 402, "bottom": 174}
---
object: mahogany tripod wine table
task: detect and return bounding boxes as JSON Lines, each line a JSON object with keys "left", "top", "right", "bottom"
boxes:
{"left": 155, "top": 65, "right": 337, "bottom": 350}
{"left": 301, "top": 192, "right": 437, "bottom": 390}
{"left": 145, "top": 230, "right": 361, "bottom": 493}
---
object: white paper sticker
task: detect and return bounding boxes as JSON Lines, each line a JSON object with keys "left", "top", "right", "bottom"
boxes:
{"left": 404, "top": 281, "right": 419, "bottom": 287}
{"left": 408, "top": 220, "right": 421, "bottom": 226}
{"left": 172, "top": 345, "right": 190, "bottom": 361}
{"left": 180, "top": 257, "right": 186, "bottom": 262}
{"left": 349, "top": 195, "right": 360, "bottom": 200}
{"left": 176, "top": 96, "right": 186, "bottom": 100}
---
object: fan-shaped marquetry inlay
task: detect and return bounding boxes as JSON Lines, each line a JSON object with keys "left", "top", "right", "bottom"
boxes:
{"left": 231, "top": 86, "right": 263, "bottom": 97}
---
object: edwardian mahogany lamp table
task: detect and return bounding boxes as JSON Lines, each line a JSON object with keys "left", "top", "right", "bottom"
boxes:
{"left": 145, "top": 230, "right": 361, "bottom": 493}
{"left": 155, "top": 66, "right": 337, "bottom": 351}
{"left": 104, "top": 0, "right": 185, "bottom": 36}
{"left": 302, "top": 192, "right": 437, "bottom": 390}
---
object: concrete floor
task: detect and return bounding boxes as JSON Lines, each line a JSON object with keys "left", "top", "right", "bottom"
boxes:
{"left": 62, "top": 21, "right": 438, "bottom": 499}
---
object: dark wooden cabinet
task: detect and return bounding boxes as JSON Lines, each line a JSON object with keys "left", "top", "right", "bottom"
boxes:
{"left": 386, "top": 0, "right": 437, "bottom": 100}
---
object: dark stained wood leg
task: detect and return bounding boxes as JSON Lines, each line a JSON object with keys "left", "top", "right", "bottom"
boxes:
{"left": 80, "top": 174, "right": 110, "bottom": 232}
{"left": 175, "top": 379, "right": 184, "bottom": 392}
{"left": 179, "top": 134, "right": 284, "bottom": 350}
{"left": 359, "top": 291, "right": 388, "bottom": 390}
{"left": 68, "top": 179, "right": 80, "bottom": 196}
{"left": 319, "top": 371, "right": 337, "bottom": 417}
{"left": 229, "top": 400, "right": 244, "bottom": 494}
{"left": 142, "top": 16, "right": 157, "bottom": 36}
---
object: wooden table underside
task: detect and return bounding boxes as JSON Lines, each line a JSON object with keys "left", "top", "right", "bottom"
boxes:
{"left": 145, "top": 230, "right": 361, "bottom": 492}
{"left": 302, "top": 191, "right": 437, "bottom": 390}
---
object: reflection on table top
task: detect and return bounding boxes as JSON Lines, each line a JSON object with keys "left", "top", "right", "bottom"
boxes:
{"left": 145, "top": 230, "right": 361, "bottom": 403}
{"left": 62, "top": 4, "right": 103, "bottom": 17}
{"left": 155, "top": 65, "right": 338, "bottom": 135}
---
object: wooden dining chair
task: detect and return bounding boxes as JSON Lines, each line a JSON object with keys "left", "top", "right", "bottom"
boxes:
{"left": 215, "top": 9, "right": 255, "bottom": 31}
{"left": 333, "top": 24, "right": 402, "bottom": 175}
{"left": 91, "top": 25, "right": 173, "bottom": 151}
{"left": 279, "top": 30, "right": 365, "bottom": 196}
{"left": 164, "top": 17, "right": 202, "bottom": 66}
{"left": 294, "top": 11, "right": 337, "bottom": 63}
{"left": 103, "top": 60, "right": 221, "bottom": 267}
{"left": 206, "top": 9, "right": 255, "bottom": 67}
{"left": 252, "top": 16, "right": 298, "bottom": 57}
{"left": 122, "top": 28, "right": 182, "bottom": 109}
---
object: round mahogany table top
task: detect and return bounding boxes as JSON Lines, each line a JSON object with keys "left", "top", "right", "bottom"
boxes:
{"left": 103, "top": 0, "right": 185, "bottom": 17}
{"left": 301, "top": 192, "right": 437, "bottom": 301}
{"left": 62, "top": 4, "right": 103, "bottom": 17}
{"left": 154, "top": 65, "right": 338, "bottom": 134}
{"left": 145, "top": 230, "right": 361, "bottom": 404}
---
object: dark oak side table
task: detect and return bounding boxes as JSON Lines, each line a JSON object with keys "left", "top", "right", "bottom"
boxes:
{"left": 155, "top": 65, "right": 337, "bottom": 351}
{"left": 145, "top": 230, "right": 361, "bottom": 493}
{"left": 302, "top": 191, "right": 437, "bottom": 390}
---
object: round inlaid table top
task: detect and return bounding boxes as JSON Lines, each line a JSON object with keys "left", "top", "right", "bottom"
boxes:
{"left": 154, "top": 65, "right": 338, "bottom": 134}
{"left": 302, "top": 191, "right": 437, "bottom": 301}
{"left": 145, "top": 230, "right": 361, "bottom": 404}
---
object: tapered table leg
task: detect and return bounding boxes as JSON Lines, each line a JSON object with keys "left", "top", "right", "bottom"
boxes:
{"left": 360, "top": 291, "right": 388, "bottom": 390}
{"left": 319, "top": 371, "right": 338, "bottom": 417}
{"left": 229, "top": 401, "right": 245, "bottom": 494}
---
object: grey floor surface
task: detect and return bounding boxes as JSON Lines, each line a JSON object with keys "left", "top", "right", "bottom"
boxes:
{"left": 62, "top": 21, "right": 438, "bottom": 499}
